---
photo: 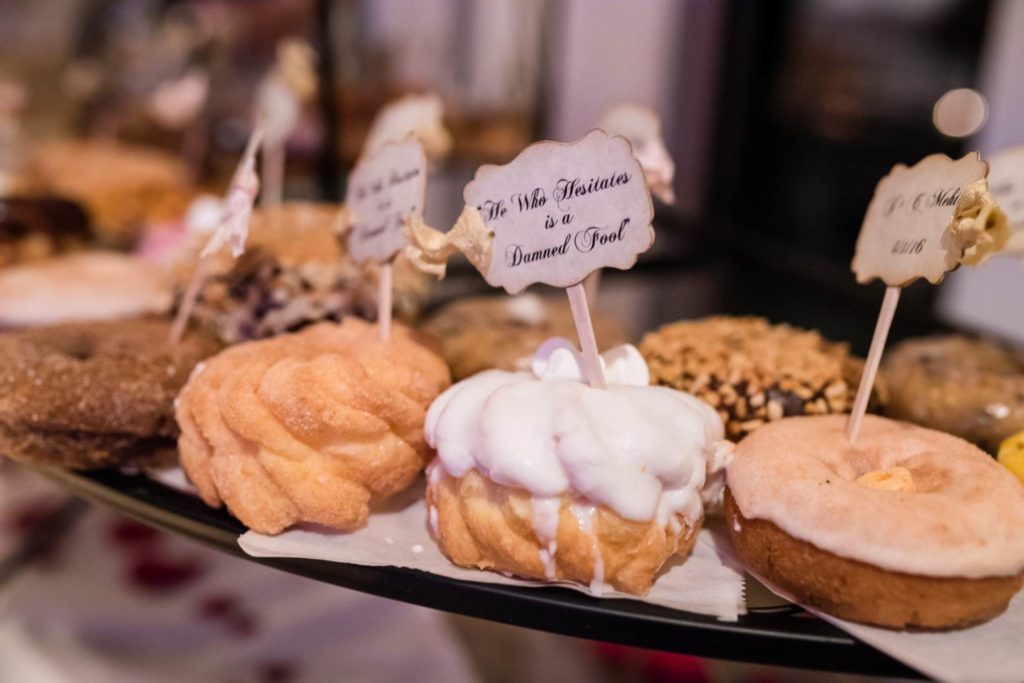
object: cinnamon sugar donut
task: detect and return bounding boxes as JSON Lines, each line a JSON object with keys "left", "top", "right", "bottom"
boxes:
{"left": 726, "top": 415, "right": 1024, "bottom": 629}
{"left": 175, "top": 319, "right": 450, "bottom": 534}
{"left": 0, "top": 318, "right": 219, "bottom": 469}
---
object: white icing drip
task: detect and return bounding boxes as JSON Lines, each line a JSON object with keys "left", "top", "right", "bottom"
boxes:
{"left": 425, "top": 341, "right": 729, "bottom": 528}
{"left": 572, "top": 504, "right": 604, "bottom": 596}
{"left": 532, "top": 496, "right": 561, "bottom": 580}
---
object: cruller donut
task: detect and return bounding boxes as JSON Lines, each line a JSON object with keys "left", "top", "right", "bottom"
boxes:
{"left": 726, "top": 414, "right": 1024, "bottom": 629}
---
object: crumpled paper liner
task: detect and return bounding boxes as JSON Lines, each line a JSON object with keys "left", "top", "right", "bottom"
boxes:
{"left": 716, "top": 538, "right": 1024, "bottom": 683}
{"left": 238, "top": 480, "right": 746, "bottom": 622}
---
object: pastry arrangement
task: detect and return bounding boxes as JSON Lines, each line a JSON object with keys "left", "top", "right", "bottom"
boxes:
{"left": 3, "top": 101, "right": 1024, "bottom": 651}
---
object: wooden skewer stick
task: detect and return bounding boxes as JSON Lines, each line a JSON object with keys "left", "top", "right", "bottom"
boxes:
{"left": 168, "top": 256, "right": 210, "bottom": 345}
{"left": 169, "top": 120, "right": 265, "bottom": 344}
{"left": 378, "top": 261, "right": 393, "bottom": 342}
{"left": 846, "top": 285, "right": 901, "bottom": 443}
{"left": 566, "top": 281, "right": 607, "bottom": 389}
{"left": 261, "top": 140, "right": 284, "bottom": 207}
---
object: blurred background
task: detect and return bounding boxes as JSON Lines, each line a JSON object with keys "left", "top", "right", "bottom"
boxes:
{"left": 0, "top": 0, "right": 1021, "bottom": 681}
{"left": 3, "top": 0, "right": 1022, "bottom": 349}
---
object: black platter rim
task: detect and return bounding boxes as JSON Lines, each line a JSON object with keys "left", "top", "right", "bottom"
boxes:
{"left": 34, "top": 466, "right": 921, "bottom": 678}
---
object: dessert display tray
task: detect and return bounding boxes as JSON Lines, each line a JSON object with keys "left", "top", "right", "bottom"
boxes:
{"left": 39, "top": 466, "right": 920, "bottom": 678}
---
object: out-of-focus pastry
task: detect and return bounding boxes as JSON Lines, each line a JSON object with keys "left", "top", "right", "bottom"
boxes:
{"left": 0, "top": 318, "right": 219, "bottom": 470}
{"left": 726, "top": 414, "right": 1024, "bottom": 629}
{"left": 175, "top": 319, "right": 450, "bottom": 534}
{"left": 421, "top": 294, "right": 630, "bottom": 381}
{"left": 174, "top": 202, "right": 431, "bottom": 344}
{"left": 883, "top": 335, "right": 1024, "bottom": 453}
{"left": 0, "top": 196, "right": 92, "bottom": 266}
{"left": 16, "top": 140, "right": 194, "bottom": 246}
{"left": 0, "top": 252, "right": 172, "bottom": 328}
{"left": 640, "top": 316, "right": 885, "bottom": 441}
{"left": 425, "top": 338, "right": 731, "bottom": 595}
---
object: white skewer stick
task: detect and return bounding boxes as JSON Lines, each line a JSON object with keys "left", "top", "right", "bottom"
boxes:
{"left": 378, "top": 262, "right": 393, "bottom": 342}
{"left": 566, "top": 282, "right": 607, "bottom": 389}
{"left": 846, "top": 285, "right": 901, "bottom": 442}
{"left": 169, "top": 120, "right": 265, "bottom": 344}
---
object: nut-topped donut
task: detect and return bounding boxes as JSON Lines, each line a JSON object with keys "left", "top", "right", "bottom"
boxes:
{"left": 640, "top": 317, "right": 886, "bottom": 441}
{"left": 0, "top": 318, "right": 220, "bottom": 469}
{"left": 726, "top": 414, "right": 1024, "bottom": 629}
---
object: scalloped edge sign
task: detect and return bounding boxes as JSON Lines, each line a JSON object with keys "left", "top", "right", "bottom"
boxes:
{"left": 464, "top": 129, "right": 653, "bottom": 294}
{"left": 345, "top": 137, "right": 426, "bottom": 263}
{"left": 852, "top": 152, "right": 988, "bottom": 286}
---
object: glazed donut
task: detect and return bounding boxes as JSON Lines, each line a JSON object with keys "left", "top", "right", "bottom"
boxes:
{"left": 883, "top": 335, "right": 1024, "bottom": 453}
{"left": 0, "top": 318, "right": 220, "bottom": 469}
{"left": 427, "top": 467, "right": 701, "bottom": 595}
{"left": 0, "top": 252, "right": 172, "bottom": 328}
{"left": 726, "top": 414, "right": 1024, "bottom": 629}
{"left": 424, "top": 338, "right": 731, "bottom": 595}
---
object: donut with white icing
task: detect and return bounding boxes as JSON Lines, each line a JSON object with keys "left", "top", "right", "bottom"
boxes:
{"left": 424, "top": 338, "right": 731, "bottom": 595}
{"left": 726, "top": 414, "right": 1024, "bottom": 629}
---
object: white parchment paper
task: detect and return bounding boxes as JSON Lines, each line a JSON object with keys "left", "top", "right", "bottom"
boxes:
{"left": 719, "top": 542, "right": 1024, "bottom": 683}
{"left": 238, "top": 482, "right": 746, "bottom": 621}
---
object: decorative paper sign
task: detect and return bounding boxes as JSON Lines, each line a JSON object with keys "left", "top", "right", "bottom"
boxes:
{"left": 989, "top": 145, "right": 1024, "bottom": 250}
{"left": 465, "top": 129, "right": 653, "bottom": 294}
{"left": 345, "top": 137, "right": 427, "bottom": 263}
{"left": 597, "top": 104, "right": 675, "bottom": 204}
{"left": 852, "top": 152, "right": 987, "bottom": 286}
{"left": 364, "top": 93, "right": 451, "bottom": 161}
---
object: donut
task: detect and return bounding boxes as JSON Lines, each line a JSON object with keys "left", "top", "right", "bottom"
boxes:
{"left": 0, "top": 196, "right": 92, "bottom": 267}
{"left": 19, "top": 140, "right": 195, "bottom": 246}
{"left": 883, "top": 335, "right": 1024, "bottom": 453}
{"left": 173, "top": 202, "right": 431, "bottom": 343}
{"left": 421, "top": 294, "right": 630, "bottom": 381}
{"left": 640, "top": 316, "right": 887, "bottom": 441}
{"left": 726, "top": 414, "right": 1024, "bottom": 629}
{"left": 424, "top": 338, "right": 730, "bottom": 595}
{"left": 175, "top": 319, "right": 450, "bottom": 534}
{"left": 0, "top": 318, "right": 220, "bottom": 469}
{"left": 0, "top": 252, "right": 172, "bottom": 328}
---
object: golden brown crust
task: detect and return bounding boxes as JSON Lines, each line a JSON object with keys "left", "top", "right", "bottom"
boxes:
{"left": 176, "top": 319, "right": 450, "bottom": 534}
{"left": 725, "top": 490, "right": 1024, "bottom": 629}
{"left": 640, "top": 316, "right": 887, "bottom": 441}
{"left": 427, "top": 468, "right": 700, "bottom": 595}
{"left": 883, "top": 335, "right": 1024, "bottom": 453}
{"left": 421, "top": 295, "right": 630, "bottom": 381}
{"left": 0, "top": 318, "right": 219, "bottom": 469}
